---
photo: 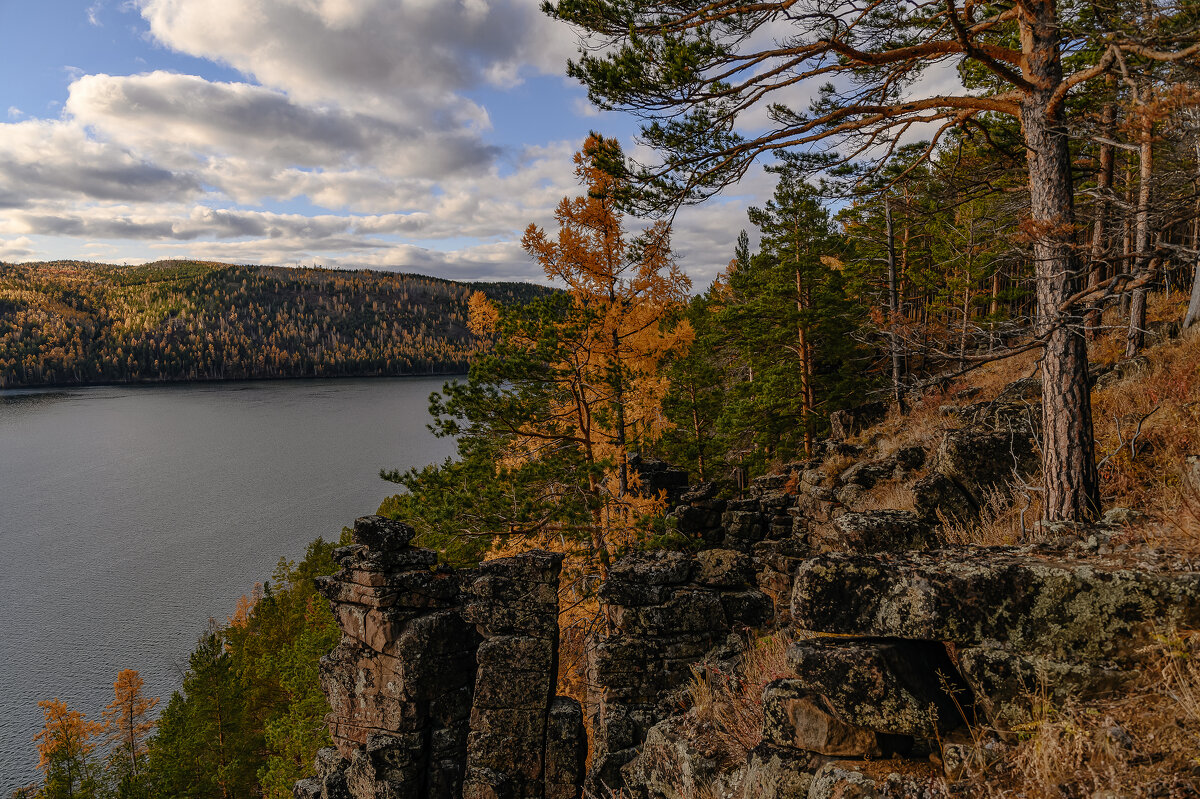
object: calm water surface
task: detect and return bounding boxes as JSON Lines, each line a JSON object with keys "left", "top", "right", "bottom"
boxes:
{"left": 0, "top": 377, "right": 458, "bottom": 790}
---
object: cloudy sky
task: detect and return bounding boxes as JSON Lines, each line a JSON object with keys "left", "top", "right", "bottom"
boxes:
{"left": 0, "top": 0, "right": 767, "bottom": 285}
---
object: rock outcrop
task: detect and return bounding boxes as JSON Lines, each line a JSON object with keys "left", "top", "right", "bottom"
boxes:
{"left": 304, "top": 515, "right": 478, "bottom": 799}
{"left": 587, "top": 550, "right": 773, "bottom": 795}
{"left": 461, "top": 551, "right": 583, "bottom": 799}
{"left": 297, "top": 520, "right": 585, "bottom": 799}
{"left": 297, "top": 363, "right": 1199, "bottom": 798}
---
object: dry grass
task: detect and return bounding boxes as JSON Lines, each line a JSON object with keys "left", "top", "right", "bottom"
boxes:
{"left": 854, "top": 478, "right": 918, "bottom": 512}
{"left": 937, "top": 486, "right": 1043, "bottom": 547}
{"left": 855, "top": 394, "right": 955, "bottom": 460}
{"left": 818, "top": 450, "right": 859, "bottom": 480}
{"left": 1091, "top": 323, "right": 1200, "bottom": 550}
{"left": 948, "top": 346, "right": 1043, "bottom": 403}
{"left": 687, "top": 631, "right": 793, "bottom": 758}
{"left": 611, "top": 632, "right": 794, "bottom": 799}
{"left": 959, "top": 630, "right": 1200, "bottom": 797}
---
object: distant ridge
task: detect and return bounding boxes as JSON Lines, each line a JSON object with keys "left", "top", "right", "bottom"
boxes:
{"left": 0, "top": 260, "right": 555, "bottom": 388}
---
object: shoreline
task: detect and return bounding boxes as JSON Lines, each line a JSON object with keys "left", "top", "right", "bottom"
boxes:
{"left": 0, "top": 371, "right": 470, "bottom": 392}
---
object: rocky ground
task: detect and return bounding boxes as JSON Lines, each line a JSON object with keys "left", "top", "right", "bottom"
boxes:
{"left": 296, "top": 319, "right": 1200, "bottom": 799}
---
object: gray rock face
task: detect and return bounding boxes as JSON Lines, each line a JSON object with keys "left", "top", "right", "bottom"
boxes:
{"left": 462, "top": 551, "right": 575, "bottom": 799}
{"left": 956, "top": 646, "right": 1134, "bottom": 729}
{"left": 589, "top": 549, "right": 774, "bottom": 795}
{"left": 792, "top": 549, "right": 1200, "bottom": 660}
{"left": 785, "top": 639, "right": 969, "bottom": 738}
{"left": 544, "top": 698, "right": 586, "bottom": 799}
{"left": 299, "top": 470, "right": 1200, "bottom": 799}
{"left": 906, "top": 425, "right": 1038, "bottom": 526}
{"left": 827, "top": 511, "right": 933, "bottom": 553}
{"left": 315, "top": 516, "right": 478, "bottom": 799}
{"left": 738, "top": 744, "right": 818, "bottom": 799}
{"left": 806, "top": 762, "right": 947, "bottom": 799}
{"left": 911, "top": 473, "right": 975, "bottom": 525}
{"left": 625, "top": 714, "right": 748, "bottom": 799}
{"left": 829, "top": 401, "right": 887, "bottom": 440}
{"left": 300, "top": 521, "right": 586, "bottom": 799}
{"left": 762, "top": 680, "right": 882, "bottom": 757}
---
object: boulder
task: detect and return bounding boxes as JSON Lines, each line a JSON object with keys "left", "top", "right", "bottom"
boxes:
{"left": 956, "top": 646, "right": 1135, "bottom": 729}
{"left": 786, "top": 639, "right": 969, "bottom": 737}
{"left": 350, "top": 514, "right": 416, "bottom": 550}
{"left": 791, "top": 549, "right": 1200, "bottom": 663}
{"left": 626, "top": 714, "right": 747, "bottom": 799}
{"left": 607, "top": 551, "right": 694, "bottom": 587}
{"left": 762, "top": 680, "right": 881, "bottom": 757}
{"left": 827, "top": 511, "right": 934, "bottom": 553}
{"left": 806, "top": 762, "right": 946, "bottom": 799}
{"left": 935, "top": 429, "right": 1037, "bottom": 508}
{"left": 694, "top": 549, "right": 754, "bottom": 588}
{"left": 544, "top": 698, "right": 586, "bottom": 799}
{"left": 893, "top": 446, "right": 927, "bottom": 472}
{"left": 738, "top": 744, "right": 819, "bottom": 799}
{"left": 830, "top": 402, "right": 888, "bottom": 440}
{"left": 911, "top": 474, "right": 975, "bottom": 525}
{"left": 840, "top": 460, "right": 896, "bottom": 490}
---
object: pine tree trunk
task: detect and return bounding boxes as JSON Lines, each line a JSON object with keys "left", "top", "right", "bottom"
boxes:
{"left": 795, "top": 266, "right": 814, "bottom": 456}
{"left": 1185, "top": 255, "right": 1200, "bottom": 329}
{"left": 1126, "top": 113, "right": 1154, "bottom": 357}
{"left": 689, "top": 384, "right": 707, "bottom": 481}
{"left": 1086, "top": 94, "right": 1116, "bottom": 338}
{"left": 885, "top": 198, "right": 905, "bottom": 410}
{"left": 1021, "top": 2, "right": 1101, "bottom": 522}
{"left": 1186, "top": 205, "right": 1200, "bottom": 329}
{"left": 1121, "top": 164, "right": 1135, "bottom": 314}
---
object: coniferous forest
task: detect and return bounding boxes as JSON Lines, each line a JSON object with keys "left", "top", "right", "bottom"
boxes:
{"left": 10, "top": 0, "right": 1200, "bottom": 796}
{"left": 0, "top": 261, "right": 553, "bottom": 388}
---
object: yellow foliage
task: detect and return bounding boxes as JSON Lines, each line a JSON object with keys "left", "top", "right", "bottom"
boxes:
{"left": 34, "top": 698, "right": 103, "bottom": 775}
{"left": 467, "top": 290, "right": 499, "bottom": 337}
{"left": 512, "top": 133, "right": 695, "bottom": 564}
{"left": 102, "top": 669, "right": 159, "bottom": 774}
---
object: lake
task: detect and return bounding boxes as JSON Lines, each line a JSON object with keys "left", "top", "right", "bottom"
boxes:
{"left": 0, "top": 377, "right": 460, "bottom": 791}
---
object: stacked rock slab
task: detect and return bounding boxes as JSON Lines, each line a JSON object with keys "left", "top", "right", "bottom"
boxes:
{"left": 788, "top": 547, "right": 1200, "bottom": 745}
{"left": 302, "top": 516, "right": 479, "bottom": 799}
{"left": 460, "top": 550, "right": 584, "bottom": 799}
{"left": 587, "top": 549, "right": 773, "bottom": 794}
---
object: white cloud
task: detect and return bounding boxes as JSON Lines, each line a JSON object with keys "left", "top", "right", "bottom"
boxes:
{"left": 0, "top": 237, "right": 38, "bottom": 261}
{"left": 66, "top": 71, "right": 499, "bottom": 182}
{"left": 135, "top": 0, "right": 576, "bottom": 113}
{"left": 4, "top": 0, "right": 769, "bottom": 283}
{"left": 0, "top": 119, "right": 198, "bottom": 207}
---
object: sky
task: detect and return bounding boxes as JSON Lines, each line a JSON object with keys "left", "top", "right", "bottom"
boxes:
{"left": 0, "top": 0, "right": 771, "bottom": 286}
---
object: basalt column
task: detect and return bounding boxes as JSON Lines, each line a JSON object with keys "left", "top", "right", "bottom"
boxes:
{"left": 462, "top": 550, "right": 585, "bottom": 799}
{"left": 308, "top": 516, "right": 479, "bottom": 799}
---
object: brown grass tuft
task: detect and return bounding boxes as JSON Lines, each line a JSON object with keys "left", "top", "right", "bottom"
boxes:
{"left": 688, "top": 631, "right": 793, "bottom": 758}
{"left": 937, "top": 486, "right": 1042, "bottom": 547}
{"left": 854, "top": 479, "right": 918, "bottom": 512}
{"left": 958, "top": 630, "right": 1200, "bottom": 797}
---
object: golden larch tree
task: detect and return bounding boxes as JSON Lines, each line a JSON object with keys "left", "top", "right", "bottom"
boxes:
{"left": 102, "top": 669, "right": 159, "bottom": 779}
{"left": 34, "top": 698, "right": 103, "bottom": 797}
{"left": 520, "top": 133, "right": 693, "bottom": 557}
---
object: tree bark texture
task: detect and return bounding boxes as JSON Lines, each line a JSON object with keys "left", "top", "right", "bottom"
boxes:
{"left": 1125, "top": 113, "right": 1153, "bottom": 358}
{"left": 1021, "top": 2, "right": 1101, "bottom": 522}
{"left": 1085, "top": 97, "right": 1116, "bottom": 338}
{"left": 885, "top": 198, "right": 905, "bottom": 410}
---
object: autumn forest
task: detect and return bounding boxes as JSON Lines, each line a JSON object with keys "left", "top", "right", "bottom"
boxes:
{"left": 0, "top": 261, "right": 552, "bottom": 388}
{"left": 9, "top": 0, "right": 1200, "bottom": 795}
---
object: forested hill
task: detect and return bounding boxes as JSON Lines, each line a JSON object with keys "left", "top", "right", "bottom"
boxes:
{"left": 0, "top": 260, "right": 554, "bottom": 388}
